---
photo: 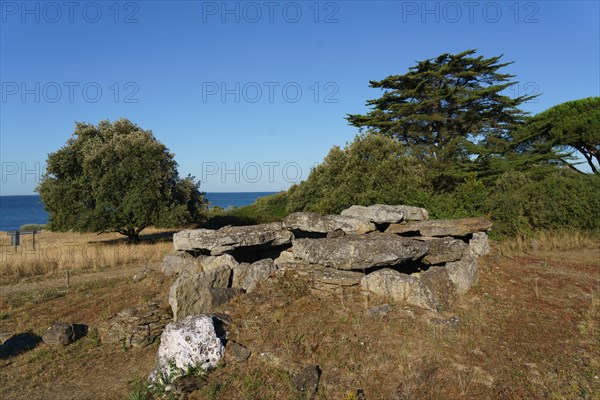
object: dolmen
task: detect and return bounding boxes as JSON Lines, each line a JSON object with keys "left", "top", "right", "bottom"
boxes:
{"left": 161, "top": 205, "right": 492, "bottom": 320}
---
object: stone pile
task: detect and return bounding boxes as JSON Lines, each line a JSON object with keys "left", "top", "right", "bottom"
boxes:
{"left": 161, "top": 204, "right": 492, "bottom": 319}
{"left": 99, "top": 301, "right": 172, "bottom": 349}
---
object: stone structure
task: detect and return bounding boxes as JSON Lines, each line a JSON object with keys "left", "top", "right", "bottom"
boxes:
{"left": 161, "top": 204, "right": 491, "bottom": 317}
{"left": 99, "top": 302, "right": 172, "bottom": 348}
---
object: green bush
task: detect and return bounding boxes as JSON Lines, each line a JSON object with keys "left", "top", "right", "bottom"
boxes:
{"left": 287, "top": 133, "right": 431, "bottom": 214}
{"left": 203, "top": 192, "right": 290, "bottom": 228}
{"left": 19, "top": 224, "right": 47, "bottom": 231}
{"left": 229, "top": 134, "right": 598, "bottom": 239}
{"left": 486, "top": 169, "right": 600, "bottom": 237}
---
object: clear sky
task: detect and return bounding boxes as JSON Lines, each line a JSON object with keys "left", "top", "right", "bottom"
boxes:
{"left": 1, "top": 0, "right": 598, "bottom": 195}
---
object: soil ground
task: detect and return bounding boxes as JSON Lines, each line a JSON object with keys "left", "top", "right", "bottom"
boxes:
{"left": 0, "top": 247, "right": 598, "bottom": 399}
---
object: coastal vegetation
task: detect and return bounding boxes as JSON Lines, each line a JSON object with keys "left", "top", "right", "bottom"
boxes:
{"left": 36, "top": 119, "right": 207, "bottom": 244}
{"left": 3, "top": 51, "right": 596, "bottom": 397}
{"left": 224, "top": 51, "right": 600, "bottom": 239}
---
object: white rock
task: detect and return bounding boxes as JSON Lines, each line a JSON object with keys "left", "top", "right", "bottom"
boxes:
{"left": 149, "top": 315, "right": 225, "bottom": 384}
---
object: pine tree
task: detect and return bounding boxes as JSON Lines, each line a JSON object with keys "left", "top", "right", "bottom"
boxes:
{"left": 347, "top": 49, "right": 538, "bottom": 189}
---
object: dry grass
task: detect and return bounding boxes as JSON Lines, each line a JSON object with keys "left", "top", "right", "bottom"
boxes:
{"left": 0, "top": 228, "right": 174, "bottom": 285}
{"left": 189, "top": 251, "right": 600, "bottom": 399}
{"left": 499, "top": 229, "right": 600, "bottom": 253}
{"left": 0, "top": 274, "right": 171, "bottom": 400}
{"left": 0, "top": 236, "right": 598, "bottom": 399}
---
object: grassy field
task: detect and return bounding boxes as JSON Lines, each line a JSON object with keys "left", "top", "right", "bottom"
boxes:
{"left": 0, "top": 228, "right": 174, "bottom": 285}
{"left": 0, "top": 231, "right": 598, "bottom": 399}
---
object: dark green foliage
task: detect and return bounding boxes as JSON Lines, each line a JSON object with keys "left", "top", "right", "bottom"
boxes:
{"left": 37, "top": 119, "right": 206, "bottom": 243}
{"left": 486, "top": 170, "right": 600, "bottom": 237}
{"left": 203, "top": 192, "right": 290, "bottom": 228}
{"left": 287, "top": 134, "right": 431, "bottom": 214}
{"left": 283, "top": 133, "right": 600, "bottom": 238}
{"left": 280, "top": 53, "right": 598, "bottom": 238}
{"left": 517, "top": 97, "right": 600, "bottom": 174}
{"left": 347, "top": 49, "right": 537, "bottom": 190}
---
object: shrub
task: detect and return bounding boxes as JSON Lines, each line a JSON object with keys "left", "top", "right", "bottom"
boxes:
{"left": 287, "top": 133, "right": 431, "bottom": 214}
{"left": 19, "top": 224, "right": 47, "bottom": 231}
{"left": 486, "top": 169, "right": 600, "bottom": 237}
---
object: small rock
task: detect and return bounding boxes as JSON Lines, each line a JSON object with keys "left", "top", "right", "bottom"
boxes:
{"left": 273, "top": 250, "right": 295, "bottom": 266}
{"left": 429, "top": 316, "right": 460, "bottom": 328}
{"left": 225, "top": 340, "right": 251, "bottom": 363}
{"left": 171, "top": 374, "right": 208, "bottom": 396}
{"left": 42, "top": 323, "right": 87, "bottom": 346}
{"left": 293, "top": 365, "right": 321, "bottom": 398}
{"left": 132, "top": 271, "right": 147, "bottom": 283}
{"left": 208, "top": 313, "right": 233, "bottom": 326}
{"left": 367, "top": 304, "right": 393, "bottom": 317}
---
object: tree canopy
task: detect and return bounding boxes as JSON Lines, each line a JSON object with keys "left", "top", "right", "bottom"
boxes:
{"left": 517, "top": 97, "right": 600, "bottom": 174}
{"left": 346, "top": 49, "right": 538, "bottom": 188}
{"left": 287, "top": 133, "right": 429, "bottom": 214}
{"left": 277, "top": 50, "right": 600, "bottom": 238}
{"left": 37, "top": 119, "right": 206, "bottom": 243}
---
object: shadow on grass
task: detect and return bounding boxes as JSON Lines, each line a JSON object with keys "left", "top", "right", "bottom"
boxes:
{"left": 0, "top": 331, "right": 42, "bottom": 359}
{"left": 88, "top": 230, "right": 179, "bottom": 246}
{"left": 199, "top": 215, "right": 258, "bottom": 230}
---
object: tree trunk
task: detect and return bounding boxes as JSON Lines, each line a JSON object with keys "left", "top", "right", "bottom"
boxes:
{"left": 116, "top": 227, "right": 145, "bottom": 245}
{"left": 127, "top": 233, "right": 140, "bottom": 245}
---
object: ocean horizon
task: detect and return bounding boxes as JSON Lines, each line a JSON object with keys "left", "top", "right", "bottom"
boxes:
{"left": 0, "top": 192, "right": 278, "bottom": 231}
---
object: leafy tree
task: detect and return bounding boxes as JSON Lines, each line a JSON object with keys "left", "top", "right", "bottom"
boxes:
{"left": 37, "top": 119, "right": 206, "bottom": 243}
{"left": 346, "top": 49, "right": 538, "bottom": 189}
{"left": 517, "top": 97, "right": 600, "bottom": 174}
{"left": 287, "top": 133, "right": 431, "bottom": 214}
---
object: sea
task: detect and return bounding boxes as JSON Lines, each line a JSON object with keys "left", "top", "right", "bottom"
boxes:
{"left": 0, "top": 192, "right": 277, "bottom": 231}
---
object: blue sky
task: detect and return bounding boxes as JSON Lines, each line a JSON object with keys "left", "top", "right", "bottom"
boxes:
{"left": 1, "top": 0, "right": 599, "bottom": 195}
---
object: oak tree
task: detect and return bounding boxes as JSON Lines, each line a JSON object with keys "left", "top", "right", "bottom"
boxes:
{"left": 37, "top": 119, "right": 206, "bottom": 243}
